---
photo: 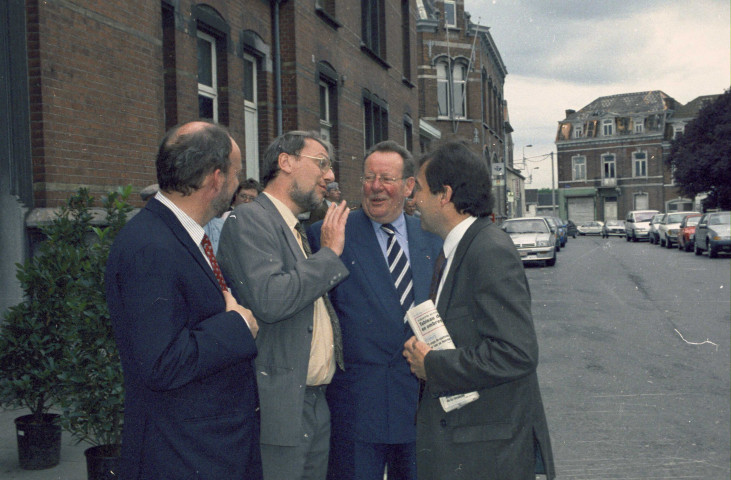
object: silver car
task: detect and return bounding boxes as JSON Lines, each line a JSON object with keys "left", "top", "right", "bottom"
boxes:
{"left": 658, "top": 211, "right": 700, "bottom": 248}
{"left": 501, "top": 217, "right": 557, "bottom": 267}
{"left": 694, "top": 211, "right": 731, "bottom": 258}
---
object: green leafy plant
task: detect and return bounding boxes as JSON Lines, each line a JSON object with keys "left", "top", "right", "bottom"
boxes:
{"left": 56, "top": 186, "right": 133, "bottom": 446}
{"left": 0, "top": 189, "right": 98, "bottom": 423}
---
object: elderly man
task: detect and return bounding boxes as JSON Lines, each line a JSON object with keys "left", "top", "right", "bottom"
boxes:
{"left": 403, "top": 142, "right": 555, "bottom": 480}
{"left": 309, "top": 140, "right": 442, "bottom": 480}
{"left": 106, "top": 121, "right": 261, "bottom": 479}
{"left": 218, "top": 130, "right": 350, "bottom": 480}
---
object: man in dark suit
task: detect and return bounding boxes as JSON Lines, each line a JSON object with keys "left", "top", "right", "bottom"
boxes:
{"left": 402, "top": 142, "right": 555, "bottom": 480}
{"left": 218, "top": 131, "right": 350, "bottom": 480}
{"left": 308, "top": 141, "right": 442, "bottom": 480}
{"left": 106, "top": 121, "right": 261, "bottom": 479}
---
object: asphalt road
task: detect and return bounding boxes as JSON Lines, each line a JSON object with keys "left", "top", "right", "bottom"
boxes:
{"left": 527, "top": 234, "right": 730, "bottom": 479}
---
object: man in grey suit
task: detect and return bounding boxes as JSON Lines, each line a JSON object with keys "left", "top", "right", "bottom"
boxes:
{"left": 403, "top": 142, "right": 555, "bottom": 480}
{"left": 218, "top": 130, "right": 350, "bottom": 480}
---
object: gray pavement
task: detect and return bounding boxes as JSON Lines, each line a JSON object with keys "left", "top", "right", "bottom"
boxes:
{"left": 0, "top": 408, "right": 89, "bottom": 480}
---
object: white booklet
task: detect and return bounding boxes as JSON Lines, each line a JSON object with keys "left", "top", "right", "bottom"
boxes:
{"left": 405, "top": 300, "right": 479, "bottom": 412}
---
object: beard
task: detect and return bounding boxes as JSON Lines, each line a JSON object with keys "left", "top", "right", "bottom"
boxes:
{"left": 211, "top": 186, "right": 233, "bottom": 217}
{"left": 289, "top": 180, "right": 323, "bottom": 213}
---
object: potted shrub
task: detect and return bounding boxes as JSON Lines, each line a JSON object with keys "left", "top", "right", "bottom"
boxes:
{"left": 55, "top": 186, "right": 132, "bottom": 480}
{"left": 0, "top": 189, "right": 102, "bottom": 469}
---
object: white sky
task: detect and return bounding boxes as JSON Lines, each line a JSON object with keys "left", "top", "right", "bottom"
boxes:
{"left": 463, "top": 0, "right": 731, "bottom": 188}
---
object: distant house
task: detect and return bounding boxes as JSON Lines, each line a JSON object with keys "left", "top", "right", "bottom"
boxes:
{"left": 555, "top": 91, "right": 719, "bottom": 223}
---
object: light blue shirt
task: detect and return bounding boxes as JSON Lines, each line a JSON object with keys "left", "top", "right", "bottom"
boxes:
{"left": 370, "top": 213, "right": 410, "bottom": 264}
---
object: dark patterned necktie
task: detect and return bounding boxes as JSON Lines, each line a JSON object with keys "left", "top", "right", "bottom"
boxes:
{"left": 294, "top": 222, "right": 344, "bottom": 370}
{"left": 201, "top": 233, "right": 228, "bottom": 292}
{"left": 381, "top": 223, "right": 415, "bottom": 310}
{"left": 428, "top": 249, "right": 446, "bottom": 303}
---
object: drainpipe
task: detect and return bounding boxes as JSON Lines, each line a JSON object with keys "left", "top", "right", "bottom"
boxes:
{"left": 273, "top": 0, "right": 286, "bottom": 135}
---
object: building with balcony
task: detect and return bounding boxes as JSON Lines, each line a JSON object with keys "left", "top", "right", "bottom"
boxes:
{"left": 554, "top": 90, "right": 717, "bottom": 224}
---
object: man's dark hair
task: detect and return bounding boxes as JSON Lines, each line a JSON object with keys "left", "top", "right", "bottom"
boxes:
{"left": 419, "top": 141, "right": 494, "bottom": 217}
{"left": 363, "top": 140, "right": 415, "bottom": 178}
{"left": 156, "top": 121, "right": 233, "bottom": 195}
{"left": 260, "top": 130, "right": 331, "bottom": 187}
{"left": 239, "top": 177, "right": 262, "bottom": 194}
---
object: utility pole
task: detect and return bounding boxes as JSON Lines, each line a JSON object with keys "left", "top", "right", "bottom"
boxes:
{"left": 551, "top": 152, "right": 556, "bottom": 216}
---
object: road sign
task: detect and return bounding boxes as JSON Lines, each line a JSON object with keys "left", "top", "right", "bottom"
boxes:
{"left": 492, "top": 163, "right": 505, "bottom": 176}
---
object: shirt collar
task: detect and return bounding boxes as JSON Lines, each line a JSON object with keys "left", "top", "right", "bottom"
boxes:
{"left": 155, "top": 191, "right": 206, "bottom": 246}
{"left": 263, "top": 192, "right": 300, "bottom": 231}
{"left": 370, "top": 212, "right": 407, "bottom": 235}
{"left": 443, "top": 216, "right": 477, "bottom": 259}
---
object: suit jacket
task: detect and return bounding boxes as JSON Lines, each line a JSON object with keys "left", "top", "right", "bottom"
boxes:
{"left": 106, "top": 198, "right": 261, "bottom": 480}
{"left": 417, "top": 217, "right": 555, "bottom": 480}
{"left": 218, "top": 194, "right": 349, "bottom": 447}
{"left": 309, "top": 209, "right": 442, "bottom": 444}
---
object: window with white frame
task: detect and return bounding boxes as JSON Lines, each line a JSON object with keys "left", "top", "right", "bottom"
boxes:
{"left": 673, "top": 124, "right": 685, "bottom": 139}
{"left": 573, "top": 124, "right": 583, "bottom": 139}
{"left": 634, "top": 117, "right": 644, "bottom": 134}
{"left": 634, "top": 192, "right": 649, "bottom": 210}
{"left": 602, "top": 118, "right": 614, "bottom": 136}
{"left": 319, "top": 80, "right": 332, "bottom": 142}
{"left": 602, "top": 154, "right": 616, "bottom": 178}
{"left": 197, "top": 31, "right": 218, "bottom": 121}
{"left": 443, "top": 1, "right": 456, "bottom": 27}
{"left": 436, "top": 59, "right": 467, "bottom": 119}
{"left": 572, "top": 156, "right": 586, "bottom": 180}
{"left": 403, "top": 114, "right": 413, "bottom": 151}
{"left": 633, "top": 151, "right": 647, "bottom": 177}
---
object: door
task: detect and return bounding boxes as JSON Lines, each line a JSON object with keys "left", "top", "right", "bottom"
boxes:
{"left": 604, "top": 198, "right": 617, "bottom": 221}
{"left": 568, "top": 196, "right": 595, "bottom": 224}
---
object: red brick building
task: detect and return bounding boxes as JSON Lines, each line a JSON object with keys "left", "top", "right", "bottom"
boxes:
{"left": 0, "top": 0, "right": 424, "bottom": 312}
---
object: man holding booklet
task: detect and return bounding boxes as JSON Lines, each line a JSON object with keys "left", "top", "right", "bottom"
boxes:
{"left": 402, "top": 142, "right": 555, "bottom": 480}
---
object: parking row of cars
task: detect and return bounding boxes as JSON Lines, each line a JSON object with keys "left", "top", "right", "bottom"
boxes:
{"left": 631, "top": 209, "right": 730, "bottom": 258}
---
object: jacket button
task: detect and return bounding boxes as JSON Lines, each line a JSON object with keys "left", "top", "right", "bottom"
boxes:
{"left": 440, "top": 419, "right": 447, "bottom": 427}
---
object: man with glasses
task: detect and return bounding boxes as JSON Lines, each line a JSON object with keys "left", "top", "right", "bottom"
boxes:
{"left": 218, "top": 130, "right": 349, "bottom": 480}
{"left": 308, "top": 140, "right": 442, "bottom": 480}
{"left": 233, "top": 177, "right": 262, "bottom": 206}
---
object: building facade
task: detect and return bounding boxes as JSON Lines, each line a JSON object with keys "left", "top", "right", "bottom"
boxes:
{"left": 416, "top": 0, "right": 522, "bottom": 219}
{"left": 1, "top": 0, "right": 422, "bottom": 313}
{"left": 554, "top": 91, "right": 715, "bottom": 224}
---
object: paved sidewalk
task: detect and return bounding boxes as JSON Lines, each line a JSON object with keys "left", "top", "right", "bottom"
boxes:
{"left": 0, "top": 408, "right": 89, "bottom": 480}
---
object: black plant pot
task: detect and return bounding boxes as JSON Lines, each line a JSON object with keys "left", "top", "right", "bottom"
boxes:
{"left": 85, "top": 444, "right": 121, "bottom": 480}
{"left": 14, "top": 413, "right": 62, "bottom": 470}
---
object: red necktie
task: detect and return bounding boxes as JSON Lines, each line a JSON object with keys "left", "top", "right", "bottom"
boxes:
{"left": 201, "top": 234, "right": 228, "bottom": 292}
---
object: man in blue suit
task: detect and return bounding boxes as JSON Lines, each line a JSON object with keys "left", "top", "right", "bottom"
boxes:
{"left": 309, "top": 141, "right": 442, "bottom": 480}
{"left": 106, "top": 121, "right": 261, "bottom": 479}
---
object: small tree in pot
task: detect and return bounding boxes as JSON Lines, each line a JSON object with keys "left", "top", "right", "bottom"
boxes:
{"left": 0, "top": 189, "right": 99, "bottom": 469}
{"left": 56, "top": 186, "right": 132, "bottom": 480}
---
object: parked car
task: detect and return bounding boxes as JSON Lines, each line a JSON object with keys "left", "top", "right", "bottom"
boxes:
{"left": 577, "top": 221, "right": 604, "bottom": 235}
{"left": 601, "top": 220, "right": 626, "bottom": 238}
{"left": 658, "top": 211, "right": 701, "bottom": 248}
{"left": 694, "top": 211, "right": 731, "bottom": 258}
{"left": 625, "top": 209, "right": 660, "bottom": 242}
{"left": 543, "top": 216, "right": 567, "bottom": 249}
{"left": 501, "top": 217, "right": 557, "bottom": 267}
{"left": 677, "top": 213, "right": 702, "bottom": 252}
{"left": 565, "top": 219, "right": 578, "bottom": 238}
{"left": 648, "top": 213, "right": 666, "bottom": 245}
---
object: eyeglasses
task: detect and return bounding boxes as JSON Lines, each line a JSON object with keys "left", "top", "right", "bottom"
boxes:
{"left": 297, "top": 153, "right": 332, "bottom": 172}
{"left": 237, "top": 193, "right": 257, "bottom": 203}
{"left": 361, "top": 174, "right": 403, "bottom": 186}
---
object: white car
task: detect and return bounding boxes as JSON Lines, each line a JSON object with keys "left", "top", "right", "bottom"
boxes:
{"left": 501, "top": 217, "right": 557, "bottom": 267}
{"left": 658, "top": 211, "right": 701, "bottom": 248}
{"left": 625, "top": 209, "right": 660, "bottom": 242}
{"left": 577, "top": 221, "right": 604, "bottom": 235}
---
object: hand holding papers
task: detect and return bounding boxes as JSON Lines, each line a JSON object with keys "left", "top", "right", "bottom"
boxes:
{"left": 405, "top": 300, "right": 479, "bottom": 412}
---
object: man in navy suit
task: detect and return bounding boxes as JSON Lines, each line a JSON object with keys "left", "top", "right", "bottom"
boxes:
{"left": 106, "top": 121, "right": 261, "bottom": 479}
{"left": 309, "top": 141, "right": 442, "bottom": 480}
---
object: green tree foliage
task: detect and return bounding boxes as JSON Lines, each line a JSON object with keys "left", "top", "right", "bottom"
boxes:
{"left": 667, "top": 90, "right": 731, "bottom": 210}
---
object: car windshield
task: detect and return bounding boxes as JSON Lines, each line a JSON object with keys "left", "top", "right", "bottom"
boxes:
{"left": 503, "top": 220, "right": 548, "bottom": 234}
{"left": 635, "top": 212, "right": 657, "bottom": 222}
{"left": 667, "top": 213, "right": 689, "bottom": 223}
{"left": 685, "top": 216, "right": 701, "bottom": 227}
{"left": 606, "top": 221, "right": 621, "bottom": 226}
{"left": 709, "top": 212, "right": 730, "bottom": 225}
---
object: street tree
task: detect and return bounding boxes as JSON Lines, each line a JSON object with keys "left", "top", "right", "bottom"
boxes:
{"left": 667, "top": 89, "right": 731, "bottom": 210}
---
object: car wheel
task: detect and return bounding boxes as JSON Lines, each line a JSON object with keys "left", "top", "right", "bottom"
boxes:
{"left": 632, "top": 233, "right": 638, "bottom": 242}
{"left": 649, "top": 235, "right": 654, "bottom": 244}
{"left": 546, "top": 255, "right": 556, "bottom": 267}
{"left": 694, "top": 242, "right": 702, "bottom": 255}
{"left": 709, "top": 241, "right": 718, "bottom": 258}
{"left": 684, "top": 242, "right": 692, "bottom": 252}
{"left": 659, "top": 237, "right": 665, "bottom": 247}
{"left": 666, "top": 237, "right": 673, "bottom": 249}
{"left": 626, "top": 233, "right": 631, "bottom": 242}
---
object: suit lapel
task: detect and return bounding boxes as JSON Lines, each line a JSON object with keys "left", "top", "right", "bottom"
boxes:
{"left": 147, "top": 198, "right": 221, "bottom": 292}
{"left": 436, "top": 217, "right": 489, "bottom": 314}
{"left": 404, "top": 215, "right": 434, "bottom": 303}
{"left": 255, "top": 194, "right": 305, "bottom": 260}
